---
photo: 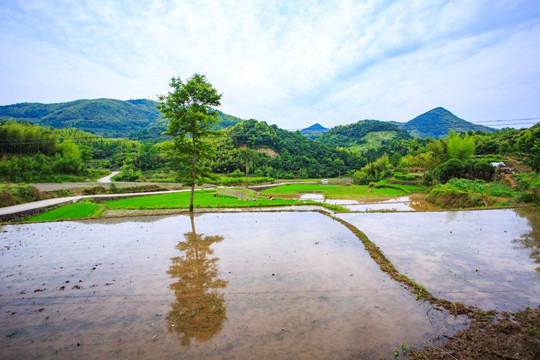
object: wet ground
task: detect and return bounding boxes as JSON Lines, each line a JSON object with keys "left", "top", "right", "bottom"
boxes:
{"left": 338, "top": 208, "right": 540, "bottom": 312}
{"left": 1, "top": 212, "right": 464, "bottom": 359}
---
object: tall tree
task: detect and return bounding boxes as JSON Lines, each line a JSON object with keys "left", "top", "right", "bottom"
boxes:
{"left": 157, "top": 74, "right": 222, "bottom": 212}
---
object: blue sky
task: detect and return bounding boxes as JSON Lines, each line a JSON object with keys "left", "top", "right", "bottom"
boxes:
{"left": 1, "top": 0, "right": 539, "bottom": 129}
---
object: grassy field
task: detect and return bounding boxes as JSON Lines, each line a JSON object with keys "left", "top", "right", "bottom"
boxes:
{"left": 24, "top": 190, "right": 310, "bottom": 222}
{"left": 24, "top": 182, "right": 420, "bottom": 222}
{"left": 260, "top": 183, "right": 413, "bottom": 199}
{"left": 27, "top": 203, "right": 103, "bottom": 222}
{"left": 104, "top": 190, "right": 299, "bottom": 209}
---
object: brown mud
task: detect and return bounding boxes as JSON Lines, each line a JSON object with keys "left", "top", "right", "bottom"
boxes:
{"left": 409, "top": 306, "right": 540, "bottom": 360}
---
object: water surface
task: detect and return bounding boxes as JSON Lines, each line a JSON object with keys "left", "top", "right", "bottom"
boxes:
{"left": 1, "top": 212, "right": 459, "bottom": 359}
{"left": 338, "top": 208, "right": 540, "bottom": 312}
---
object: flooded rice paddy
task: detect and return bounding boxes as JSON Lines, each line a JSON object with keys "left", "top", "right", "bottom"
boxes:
{"left": 338, "top": 208, "right": 540, "bottom": 312}
{"left": 299, "top": 194, "right": 439, "bottom": 212}
{"left": 1, "top": 212, "right": 465, "bottom": 359}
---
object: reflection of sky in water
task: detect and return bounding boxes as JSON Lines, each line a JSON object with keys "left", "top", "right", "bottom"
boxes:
{"left": 0, "top": 212, "right": 462, "bottom": 359}
{"left": 338, "top": 209, "right": 540, "bottom": 312}
{"left": 346, "top": 203, "right": 414, "bottom": 212}
{"left": 298, "top": 194, "right": 437, "bottom": 212}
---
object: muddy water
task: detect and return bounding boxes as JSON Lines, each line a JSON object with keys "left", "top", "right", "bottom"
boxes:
{"left": 338, "top": 208, "right": 540, "bottom": 312}
{"left": 1, "top": 212, "right": 460, "bottom": 359}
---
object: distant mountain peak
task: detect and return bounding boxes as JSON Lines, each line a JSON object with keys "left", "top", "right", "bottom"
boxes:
{"left": 401, "top": 107, "right": 495, "bottom": 138}
{"left": 302, "top": 123, "right": 328, "bottom": 132}
{"left": 299, "top": 123, "right": 329, "bottom": 140}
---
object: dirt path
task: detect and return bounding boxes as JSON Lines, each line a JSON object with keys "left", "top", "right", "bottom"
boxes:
{"left": 97, "top": 171, "right": 119, "bottom": 183}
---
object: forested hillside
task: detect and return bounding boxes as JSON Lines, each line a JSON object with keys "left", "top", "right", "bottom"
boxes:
{"left": 223, "top": 119, "right": 365, "bottom": 178}
{"left": 317, "top": 120, "right": 411, "bottom": 150}
{"left": 401, "top": 107, "right": 495, "bottom": 138}
{"left": 0, "top": 99, "right": 243, "bottom": 139}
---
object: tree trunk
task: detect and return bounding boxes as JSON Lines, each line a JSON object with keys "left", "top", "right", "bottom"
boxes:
{"left": 190, "top": 136, "right": 196, "bottom": 212}
{"left": 245, "top": 159, "right": 248, "bottom": 188}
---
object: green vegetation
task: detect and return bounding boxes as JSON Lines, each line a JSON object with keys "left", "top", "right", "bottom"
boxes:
{"left": 1, "top": 94, "right": 538, "bottom": 212}
{"left": 0, "top": 184, "right": 44, "bottom": 207}
{"left": 352, "top": 155, "right": 391, "bottom": 185}
{"left": 514, "top": 172, "right": 540, "bottom": 205}
{"left": 0, "top": 98, "right": 244, "bottom": 139}
{"left": 226, "top": 119, "right": 364, "bottom": 178}
{"left": 427, "top": 178, "right": 514, "bottom": 208}
{"left": 158, "top": 73, "right": 222, "bottom": 212}
{"left": 27, "top": 202, "right": 102, "bottom": 222}
{"left": 23, "top": 190, "right": 314, "bottom": 222}
{"left": 317, "top": 120, "right": 411, "bottom": 148}
{"left": 105, "top": 191, "right": 298, "bottom": 210}
{"left": 401, "top": 107, "right": 495, "bottom": 138}
{"left": 260, "top": 183, "right": 410, "bottom": 199}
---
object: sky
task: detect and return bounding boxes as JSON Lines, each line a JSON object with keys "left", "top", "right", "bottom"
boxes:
{"left": 1, "top": 0, "right": 539, "bottom": 130}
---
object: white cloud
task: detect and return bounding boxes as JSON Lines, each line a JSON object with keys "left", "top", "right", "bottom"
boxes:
{"left": 1, "top": 0, "right": 539, "bottom": 129}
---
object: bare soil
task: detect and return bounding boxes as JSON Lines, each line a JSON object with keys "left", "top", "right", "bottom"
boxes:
{"left": 410, "top": 307, "right": 540, "bottom": 360}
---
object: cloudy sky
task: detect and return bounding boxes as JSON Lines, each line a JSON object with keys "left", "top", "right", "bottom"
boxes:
{"left": 1, "top": 0, "right": 539, "bottom": 129}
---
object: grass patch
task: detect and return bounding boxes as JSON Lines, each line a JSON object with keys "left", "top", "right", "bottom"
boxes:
{"left": 377, "top": 180, "right": 427, "bottom": 193}
{"left": 426, "top": 178, "right": 516, "bottom": 209}
{"left": 260, "top": 183, "right": 410, "bottom": 199}
{"left": 25, "top": 203, "right": 102, "bottom": 222}
{"left": 21, "top": 188, "right": 351, "bottom": 223}
{"left": 103, "top": 190, "right": 299, "bottom": 209}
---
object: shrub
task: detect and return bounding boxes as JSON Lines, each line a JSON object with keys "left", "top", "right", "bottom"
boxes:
{"left": 433, "top": 159, "right": 464, "bottom": 182}
{"left": 353, "top": 156, "right": 391, "bottom": 185}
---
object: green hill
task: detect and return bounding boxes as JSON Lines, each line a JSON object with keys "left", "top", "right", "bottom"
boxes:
{"left": 400, "top": 107, "right": 495, "bottom": 138}
{"left": 226, "top": 119, "right": 365, "bottom": 178}
{"left": 0, "top": 99, "right": 243, "bottom": 139}
{"left": 317, "top": 120, "right": 411, "bottom": 150}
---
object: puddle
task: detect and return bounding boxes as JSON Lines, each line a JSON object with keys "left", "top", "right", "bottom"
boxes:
{"left": 1, "top": 212, "right": 462, "bottom": 359}
{"left": 338, "top": 208, "right": 540, "bottom": 312}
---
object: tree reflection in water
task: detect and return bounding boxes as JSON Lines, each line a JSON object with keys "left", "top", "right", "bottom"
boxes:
{"left": 166, "top": 214, "right": 228, "bottom": 346}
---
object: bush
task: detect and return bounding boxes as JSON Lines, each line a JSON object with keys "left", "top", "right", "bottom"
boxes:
{"left": 0, "top": 184, "right": 44, "bottom": 207}
{"left": 427, "top": 185, "right": 495, "bottom": 208}
{"left": 433, "top": 159, "right": 464, "bottom": 182}
{"left": 353, "top": 156, "right": 391, "bottom": 185}
{"left": 463, "top": 159, "right": 495, "bottom": 181}
{"left": 422, "top": 172, "right": 434, "bottom": 186}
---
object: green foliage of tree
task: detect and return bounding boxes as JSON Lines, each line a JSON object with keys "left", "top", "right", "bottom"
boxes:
{"left": 318, "top": 120, "right": 411, "bottom": 148}
{"left": 433, "top": 159, "right": 465, "bottom": 183}
{"left": 157, "top": 73, "right": 222, "bottom": 212}
{"left": 226, "top": 119, "right": 365, "bottom": 178}
{"left": 352, "top": 155, "right": 391, "bottom": 185}
{"left": 446, "top": 131, "right": 475, "bottom": 161}
{"left": 475, "top": 137, "right": 500, "bottom": 155}
{"left": 0, "top": 120, "right": 58, "bottom": 155}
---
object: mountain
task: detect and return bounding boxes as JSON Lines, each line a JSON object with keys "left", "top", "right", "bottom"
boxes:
{"left": 317, "top": 120, "right": 411, "bottom": 151}
{"left": 226, "top": 119, "right": 365, "bottom": 178}
{"left": 300, "top": 123, "right": 329, "bottom": 140}
{"left": 0, "top": 99, "right": 243, "bottom": 138}
{"left": 400, "top": 107, "right": 495, "bottom": 138}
